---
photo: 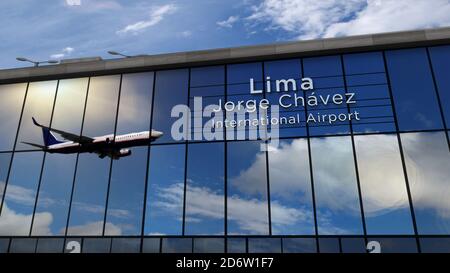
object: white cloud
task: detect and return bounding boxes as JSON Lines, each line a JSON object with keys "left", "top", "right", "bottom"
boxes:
{"left": 50, "top": 47, "right": 75, "bottom": 60}
{"left": 217, "top": 15, "right": 240, "bottom": 28}
{"left": 65, "top": 0, "right": 122, "bottom": 10}
{"left": 0, "top": 203, "right": 52, "bottom": 236}
{"left": 178, "top": 30, "right": 192, "bottom": 38}
{"left": 66, "top": 0, "right": 81, "bottom": 6}
{"left": 116, "top": 4, "right": 178, "bottom": 35}
{"left": 64, "top": 221, "right": 122, "bottom": 236}
{"left": 247, "top": 0, "right": 450, "bottom": 39}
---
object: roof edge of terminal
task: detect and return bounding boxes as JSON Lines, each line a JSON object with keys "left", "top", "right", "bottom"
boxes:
{"left": 1, "top": 27, "right": 450, "bottom": 84}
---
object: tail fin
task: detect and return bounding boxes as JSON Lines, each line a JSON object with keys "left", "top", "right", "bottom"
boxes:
{"left": 32, "top": 117, "right": 63, "bottom": 146}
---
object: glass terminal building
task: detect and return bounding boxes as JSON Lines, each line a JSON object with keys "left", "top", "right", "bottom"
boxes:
{"left": 0, "top": 27, "right": 450, "bottom": 253}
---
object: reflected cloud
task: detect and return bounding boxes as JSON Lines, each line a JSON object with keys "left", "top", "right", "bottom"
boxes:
{"left": 64, "top": 221, "right": 122, "bottom": 236}
{"left": 0, "top": 202, "right": 52, "bottom": 236}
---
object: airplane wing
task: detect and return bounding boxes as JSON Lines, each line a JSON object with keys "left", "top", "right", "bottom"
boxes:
{"left": 32, "top": 117, "right": 94, "bottom": 144}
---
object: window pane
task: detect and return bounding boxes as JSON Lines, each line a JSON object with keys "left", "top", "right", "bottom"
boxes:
{"left": 16, "top": 81, "right": 58, "bottom": 151}
{"left": 264, "top": 59, "right": 307, "bottom": 138}
{"left": 227, "top": 62, "right": 262, "bottom": 85}
{"left": 355, "top": 134, "right": 414, "bottom": 234}
{"left": 386, "top": 48, "right": 443, "bottom": 131}
{"left": 0, "top": 238, "right": 9, "bottom": 253}
{"left": 227, "top": 141, "right": 269, "bottom": 235}
{"left": 9, "top": 238, "right": 37, "bottom": 253}
{"left": 248, "top": 238, "right": 281, "bottom": 253}
{"left": 145, "top": 144, "right": 185, "bottom": 235}
{"left": 428, "top": 45, "right": 450, "bottom": 128}
{"left": 282, "top": 238, "right": 316, "bottom": 253}
{"left": 36, "top": 238, "right": 64, "bottom": 253}
{"left": 0, "top": 153, "right": 12, "bottom": 211}
{"left": 311, "top": 136, "right": 364, "bottom": 235}
{"left": 67, "top": 75, "right": 120, "bottom": 236}
{"left": 106, "top": 147, "right": 147, "bottom": 235}
{"left": 343, "top": 52, "right": 385, "bottom": 74}
{"left": 0, "top": 83, "right": 26, "bottom": 151}
{"left": 151, "top": 69, "right": 189, "bottom": 144}
{"left": 186, "top": 142, "right": 224, "bottom": 235}
{"left": 227, "top": 238, "right": 246, "bottom": 253}
{"left": 32, "top": 78, "right": 88, "bottom": 236}
{"left": 401, "top": 132, "right": 450, "bottom": 234}
{"left": 191, "top": 65, "right": 224, "bottom": 87}
{"left": 268, "top": 139, "right": 314, "bottom": 235}
{"left": 162, "top": 238, "right": 192, "bottom": 253}
{"left": 193, "top": 238, "right": 224, "bottom": 253}
{"left": 82, "top": 238, "right": 111, "bottom": 253}
{"left": 318, "top": 238, "right": 340, "bottom": 253}
{"left": 105, "top": 73, "right": 153, "bottom": 236}
{"left": 111, "top": 238, "right": 141, "bottom": 253}
{"left": 370, "top": 237, "right": 417, "bottom": 253}
{"left": 142, "top": 238, "right": 160, "bottom": 253}
{"left": 341, "top": 238, "right": 366, "bottom": 253}
{"left": 420, "top": 237, "right": 450, "bottom": 253}
{"left": 0, "top": 152, "right": 44, "bottom": 236}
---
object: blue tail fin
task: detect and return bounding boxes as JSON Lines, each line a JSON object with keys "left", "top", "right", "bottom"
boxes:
{"left": 32, "top": 117, "right": 63, "bottom": 146}
{"left": 42, "top": 127, "right": 63, "bottom": 146}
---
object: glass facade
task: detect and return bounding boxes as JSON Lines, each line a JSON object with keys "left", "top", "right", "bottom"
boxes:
{"left": 0, "top": 45, "right": 449, "bottom": 253}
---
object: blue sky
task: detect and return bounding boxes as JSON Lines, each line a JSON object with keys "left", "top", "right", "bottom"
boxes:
{"left": 0, "top": 0, "right": 450, "bottom": 69}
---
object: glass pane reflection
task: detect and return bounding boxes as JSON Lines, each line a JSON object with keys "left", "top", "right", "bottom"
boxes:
{"left": 401, "top": 132, "right": 450, "bottom": 235}
{"left": 311, "top": 136, "right": 363, "bottom": 235}
{"left": 354, "top": 134, "right": 414, "bottom": 235}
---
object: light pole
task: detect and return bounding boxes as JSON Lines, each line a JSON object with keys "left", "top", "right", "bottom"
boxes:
{"left": 16, "top": 57, "right": 59, "bottom": 67}
{"left": 107, "top": 51, "right": 147, "bottom": 58}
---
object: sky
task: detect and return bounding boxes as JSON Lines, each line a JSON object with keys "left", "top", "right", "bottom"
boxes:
{"left": 0, "top": 0, "right": 450, "bottom": 69}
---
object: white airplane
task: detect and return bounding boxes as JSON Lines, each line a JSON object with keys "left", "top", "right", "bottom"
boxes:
{"left": 22, "top": 117, "right": 163, "bottom": 159}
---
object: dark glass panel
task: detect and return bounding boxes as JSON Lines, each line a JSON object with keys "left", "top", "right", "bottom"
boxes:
{"left": 36, "top": 238, "right": 64, "bottom": 253}
{"left": 428, "top": 45, "right": 450, "bottom": 128}
{"left": 369, "top": 237, "right": 417, "bottom": 253}
{"left": 386, "top": 48, "right": 443, "bottom": 131}
{"left": 162, "top": 238, "right": 192, "bottom": 253}
{"left": 191, "top": 65, "right": 224, "bottom": 87}
{"left": 9, "top": 238, "right": 37, "bottom": 253}
{"left": 248, "top": 238, "right": 281, "bottom": 253}
{"left": 303, "top": 55, "right": 342, "bottom": 77}
{"left": 193, "top": 238, "right": 225, "bottom": 253}
{"left": 111, "top": 238, "right": 141, "bottom": 253}
{"left": 227, "top": 62, "right": 262, "bottom": 84}
{"left": 318, "top": 238, "right": 340, "bottom": 253}
{"left": 227, "top": 238, "right": 246, "bottom": 253}
{"left": 142, "top": 238, "right": 160, "bottom": 253}
{"left": 343, "top": 52, "right": 385, "bottom": 74}
{"left": 0, "top": 238, "right": 9, "bottom": 253}
{"left": 341, "top": 238, "right": 366, "bottom": 253}
{"left": 282, "top": 238, "right": 316, "bottom": 253}
{"left": 420, "top": 238, "right": 450, "bottom": 253}
{"left": 82, "top": 238, "right": 111, "bottom": 253}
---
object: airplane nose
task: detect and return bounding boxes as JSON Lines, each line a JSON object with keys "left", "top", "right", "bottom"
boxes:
{"left": 152, "top": 130, "right": 163, "bottom": 138}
